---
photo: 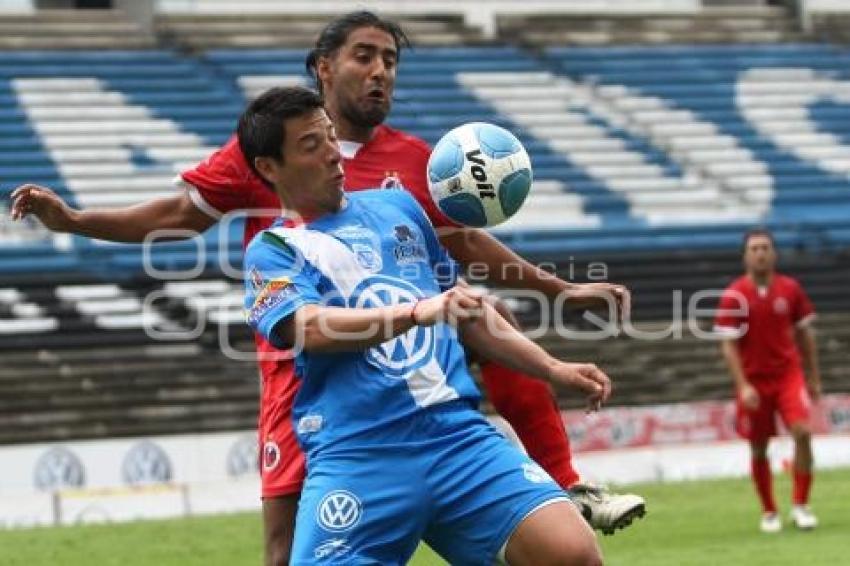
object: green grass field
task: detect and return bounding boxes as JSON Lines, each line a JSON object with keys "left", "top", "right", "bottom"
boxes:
{"left": 1, "top": 467, "right": 847, "bottom": 565}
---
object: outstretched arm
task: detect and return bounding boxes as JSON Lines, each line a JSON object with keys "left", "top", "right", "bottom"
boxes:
{"left": 459, "top": 298, "right": 612, "bottom": 411}
{"left": 275, "top": 285, "right": 484, "bottom": 353}
{"left": 439, "top": 228, "right": 630, "bottom": 318}
{"left": 9, "top": 184, "right": 216, "bottom": 242}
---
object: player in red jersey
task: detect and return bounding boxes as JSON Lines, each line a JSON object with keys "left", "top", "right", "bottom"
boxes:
{"left": 715, "top": 228, "right": 821, "bottom": 533}
{"left": 11, "top": 11, "right": 645, "bottom": 564}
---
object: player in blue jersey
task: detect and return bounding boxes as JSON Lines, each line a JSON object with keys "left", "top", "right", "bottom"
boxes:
{"left": 239, "top": 86, "right": 609, "bottom": 565}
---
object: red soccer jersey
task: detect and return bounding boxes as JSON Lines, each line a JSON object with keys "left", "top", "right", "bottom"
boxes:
{"left": 714, "top": 274, "right": 815, "bottom": 379}
{"left": 337, "top": 123, "right": 454, "bottom": 229}
{"left": 177, "top": 124, "right": 452, "bottom": 249}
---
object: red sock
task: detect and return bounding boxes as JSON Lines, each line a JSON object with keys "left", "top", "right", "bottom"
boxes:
{"left": 751, "top": 458, "right": 777, "bottom": 514}
{"left": 480, "top": 362, "right": 580, "bottom": 489}
{"left": 793, "top": 469, "right": 813, "bottom": 505}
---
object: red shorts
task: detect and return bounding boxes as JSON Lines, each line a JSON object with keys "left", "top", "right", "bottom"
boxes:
{"left": 255, "top": 336, "right": 305, "bottom": 499}
{"left": 735, "top": 367, "right": 812, "bottom": 442}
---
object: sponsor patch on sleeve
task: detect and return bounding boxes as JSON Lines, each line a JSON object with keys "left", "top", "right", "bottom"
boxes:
{"left": 247, "top": 277, "right": 297, "bottom": 325}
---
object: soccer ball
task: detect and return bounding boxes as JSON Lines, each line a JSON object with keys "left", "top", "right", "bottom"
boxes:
{"left": 427, "top": 122, "right": 532, "bottom": 228}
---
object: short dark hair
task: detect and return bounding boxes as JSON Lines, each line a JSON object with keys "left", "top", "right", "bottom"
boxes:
{"left": 305, "top": 10, "right": 410, "bottom": 94}
{"left": 237, "top": 86, "right": 324, "bottom": 184}
{"left": 742, "top": 227, "right": 775, "bottom": 252}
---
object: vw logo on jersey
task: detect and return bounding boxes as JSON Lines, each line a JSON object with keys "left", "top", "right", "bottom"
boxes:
{"left": 317, "top": 490, "right": 363, "bottom": 532}
{"left": 349, "top": 276, "right": 435, "bottom": 376}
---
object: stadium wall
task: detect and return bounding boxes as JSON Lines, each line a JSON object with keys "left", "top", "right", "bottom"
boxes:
{"left": 1, "top": 395, "right": 849, "bottom": 529}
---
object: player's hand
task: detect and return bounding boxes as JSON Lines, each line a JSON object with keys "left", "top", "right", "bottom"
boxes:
{"left": 548, "top": 362, "right": 612, "bottom": 413}
{"left": 9, "top": 184, "right": 77, "bottom": 232}
{"left": 738, "top": 382, "right": 760, "bottom": 410}
{"left": 413, "top": 286, "right": 484, "bottom": 327}
{"left": 565, "top": 282, "right": 631, "bottom": 322}
{"left": 807, "top": 380, "right": 822, "bottom": 403}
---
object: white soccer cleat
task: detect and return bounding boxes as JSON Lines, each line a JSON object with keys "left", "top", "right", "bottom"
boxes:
{"left": 760, "top": 512, "right": 782, "bottom": 533}
{"left": 790, "top": 505, "right": 818, "bottom": 530}
{"left": 568, "top": 482, "right": 646, "bottom": 535}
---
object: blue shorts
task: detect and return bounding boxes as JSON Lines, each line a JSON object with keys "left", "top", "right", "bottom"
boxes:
{"left": 290, "top": 401, "right": 569, "bottom": 565}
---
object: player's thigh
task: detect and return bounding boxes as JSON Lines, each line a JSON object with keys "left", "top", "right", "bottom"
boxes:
{"left": 258, "top": 389, "right": 305, "bottom": 499}
{"left": 735, "top": 384, "right": 778, "bottom": 441}
{"left": 776, "top": 370, "right": 812, "bottom": 434}
{"left": 424, "top": 423, "right": 569, "bottom": 565}
{"left": 263, "top": 494, "right": 298, "bottom": 566}
{"left": 290, "top": 455, "right": 426, "bottom": 565}
{"left": 504, "top": 501, "right": 602, "bottom": 566}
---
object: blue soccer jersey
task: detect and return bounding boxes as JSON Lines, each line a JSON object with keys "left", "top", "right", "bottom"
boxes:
{"left": 243, "top": 189, "right": 479, "bottom": 457}
{"left": 244, "top": 189, "right": 569, "bottom": 565}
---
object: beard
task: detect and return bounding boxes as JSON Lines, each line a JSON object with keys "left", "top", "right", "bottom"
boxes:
{"left": 341, "top": 98, "right": 389, "bottom": 129}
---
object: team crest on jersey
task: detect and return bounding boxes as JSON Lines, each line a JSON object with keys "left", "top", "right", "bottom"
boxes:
{"left": 380, "top": 171, "right": 405, "bottom": 190}
{"left": 392, "top": 224, "right": 427, "bottom": 265}
{"left": 333, "top": 225, "right": 383, "bottom": 272}
{"left": 248, "top": 266, "right": 265, "bottom": 292}
{"left": 773, "top": 297, "right": 789, "bottom": 315}
{"left": 262, "top": 440, "right": 280, "bottom": 472}
{"left": 352, "top": 243, "right": 382, "bottom": 272}
{"left": 248, "top": 277, "right": 296, "bottom": 325}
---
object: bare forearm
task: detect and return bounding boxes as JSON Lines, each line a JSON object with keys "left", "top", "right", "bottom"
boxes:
{"left": 796, "top": 327, "right": 820, "bottom": 382}
{"left": 440, "top": 229, "right": 571, "bottom": 298}
{"left": 720, "top": 340, "right": 749, "bottom": 389}
{"left": 290, "top": 304, "right": 416, "bottom": 353}
{"left": 460, "top": 301, "right": 557, "bottom": 382}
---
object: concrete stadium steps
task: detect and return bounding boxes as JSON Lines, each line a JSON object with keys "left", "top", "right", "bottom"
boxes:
{"left": 155, "top": 13, "right": 484, "bottom": 50}
{"left": 537, "top": 311, "right": 850, "bottom": 411}
{"left": 810, "top": 13, "right": 850, "bottom": 44}
{"left": 0, "top": 246, "right": 847, "bottom": 445}
{"left": 500, "top": 6, "right": 803, "bottom": 46}
{"left": 0, "top": 342, "right": 258, "bottom": 444}
{"left": 0, "top": 9, "right": 155, "bottom": 49}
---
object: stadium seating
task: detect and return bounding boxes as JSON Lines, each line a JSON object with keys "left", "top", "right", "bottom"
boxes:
{"left": 4, "top": 40, "right": 850, "bottom": 271}
{"left": 0, "top": 9, "right": 155, "bottom": 50}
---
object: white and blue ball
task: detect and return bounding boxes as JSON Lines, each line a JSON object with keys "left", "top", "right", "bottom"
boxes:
{"left": 427, "top": 122, "right": 532, "bottom": 228}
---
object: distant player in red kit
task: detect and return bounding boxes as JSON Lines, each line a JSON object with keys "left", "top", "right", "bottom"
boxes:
{"left": 715, "top": 228, "right": 821, "bottom": 533}
{"left": 11, "top": 11, "right": 645, "bottom": 564}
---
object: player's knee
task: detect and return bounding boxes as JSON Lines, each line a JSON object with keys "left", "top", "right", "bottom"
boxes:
{"left": 791, "top": 423, "right": 811, "bottom": 443}
{"left": 749, "top": 442, "right": 769, "bottom": 460}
